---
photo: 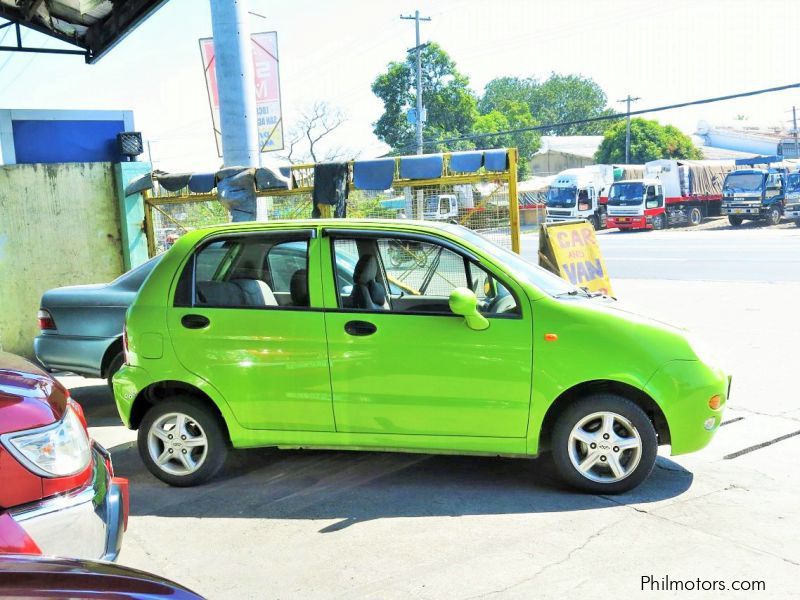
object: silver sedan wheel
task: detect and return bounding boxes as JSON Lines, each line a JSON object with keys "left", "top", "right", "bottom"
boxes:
{"left": 567, "top": 411, "right": 642, "bottom": 483}
{"left": 147, "top": 412, "right": 209, "bottom": 477}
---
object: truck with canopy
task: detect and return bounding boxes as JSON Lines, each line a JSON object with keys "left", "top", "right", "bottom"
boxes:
{"left": 606, "top": 159, "right": 735, "bottom": 230}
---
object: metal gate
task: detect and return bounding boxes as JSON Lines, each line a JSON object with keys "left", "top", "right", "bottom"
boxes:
{"left": 143, "top": 148, "right": 539, "bottom": 257}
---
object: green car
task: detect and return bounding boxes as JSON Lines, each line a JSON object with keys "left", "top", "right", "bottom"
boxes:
{"left": 113, "top": 219, "right": 728, "bottom": 493}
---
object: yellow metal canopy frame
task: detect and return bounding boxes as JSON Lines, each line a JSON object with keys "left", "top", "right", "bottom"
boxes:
{"left": 143, "top": 148, "right": 527, "bottom": 257}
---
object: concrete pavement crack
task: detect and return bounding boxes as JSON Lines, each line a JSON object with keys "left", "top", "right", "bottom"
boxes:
{"left": 463, "top": 515, "right": 628, "bottom": 599}
{"left": 600, "top": 490, "right": 800, "bottom": 568}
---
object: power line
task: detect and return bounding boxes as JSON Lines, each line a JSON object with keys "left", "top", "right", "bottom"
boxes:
{"left": 387, "top": 80, "right": 800, "bottom": 155}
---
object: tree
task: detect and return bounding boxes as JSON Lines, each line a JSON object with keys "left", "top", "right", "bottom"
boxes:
{"left": 283, "top": 101, "right": 350, "bottom": 163}
{"left": 594, "top": 118, "right": 703, "bottom": 164}
{"left": 473, "top": 100, "right": 540, "bottom": 177}
{"left": 480, "top": 73, "right": 614, "bottom": 135}
{"left": 371, "top": 43, "right": 477, "bottom": 153}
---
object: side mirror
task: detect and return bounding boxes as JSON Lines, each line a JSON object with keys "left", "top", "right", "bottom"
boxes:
{"left": 645, "top": 199, "right": 659, "bottom": 209}
{"left": 449, "top": 287, "right": 489, "bottom": 331}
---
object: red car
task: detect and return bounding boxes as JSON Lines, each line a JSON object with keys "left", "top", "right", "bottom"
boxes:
{"left": 0, "top": 351, "right": 128, "bottom": 560}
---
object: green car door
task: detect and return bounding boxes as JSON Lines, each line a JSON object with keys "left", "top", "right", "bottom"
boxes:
{"left": 166, "top": 230, "right": 335, "bottom": 431}
{"left": 321, "top": 229, "right": 533, "bottom": 438}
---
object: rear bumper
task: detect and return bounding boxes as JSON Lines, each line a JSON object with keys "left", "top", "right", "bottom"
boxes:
{"left": 4, "top": 443, "right": 128, "bottom": 561}
{"left": 34, "top": 334, "right": 117, "bottom": 378}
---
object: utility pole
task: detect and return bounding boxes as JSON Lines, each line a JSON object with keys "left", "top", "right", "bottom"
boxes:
{"left": 210, "top": 0, "right": 259, "bottom": 169}
{"left": 401, "top": 10, "right": 431, "bottom": 155}
{"left": 617, "top": 94, "right": 641, "bottom": 163}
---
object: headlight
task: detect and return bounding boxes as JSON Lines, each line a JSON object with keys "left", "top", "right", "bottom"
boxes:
{"left": 1, "top": 407, "right": 91, "bottom": 477}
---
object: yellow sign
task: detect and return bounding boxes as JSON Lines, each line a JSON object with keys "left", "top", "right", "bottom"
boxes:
{"left": 538, "top": 220, "right": 614, "bottom": 296}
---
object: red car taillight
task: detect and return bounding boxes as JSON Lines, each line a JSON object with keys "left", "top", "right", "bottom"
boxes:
{"left": 37, "top": 309, "right": 56, "bottom": 331}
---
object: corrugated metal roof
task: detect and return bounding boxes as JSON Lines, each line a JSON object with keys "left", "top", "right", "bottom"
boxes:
{"left": 0, "top": 0, "right": 167, "bottom": 62}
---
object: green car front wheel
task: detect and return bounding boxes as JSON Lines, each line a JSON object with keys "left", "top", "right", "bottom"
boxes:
{"left": 551, "top": 394, "right": 658, "bottom": 494}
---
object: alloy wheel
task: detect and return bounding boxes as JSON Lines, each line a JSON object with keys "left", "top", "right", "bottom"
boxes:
{"left": 567, "top": 411, "right": 642, "bottom": 483}
{"left": 147, "top": 412, "right": 209, "bottom": 476}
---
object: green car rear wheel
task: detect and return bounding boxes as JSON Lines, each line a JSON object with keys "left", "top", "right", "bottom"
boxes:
{"left": 138, "top": 397, "right": 228, "bottom": 487}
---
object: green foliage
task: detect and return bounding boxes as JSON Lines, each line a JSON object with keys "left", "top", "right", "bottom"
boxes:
{"left": 473, "top": 100, "right": 539, "bottom": 177}
{"left": 346, "top": 190, "right": 401, "bottom": 219}
{"left": 372, "top": 43, "right": 477, "bottom": 153}
{"left": 594, "top": 118, "right": 703, "bottom": 164}
{"left": 480, "top": 73, "right": 614, "bottom": 135}
{"left": 371, "top": 49, "right": 616, "bottom": 174}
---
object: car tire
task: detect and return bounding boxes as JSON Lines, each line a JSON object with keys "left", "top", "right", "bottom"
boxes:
{"left": 688, "top": 207, "right": 702, "bottom": 226}
{"left": 728, "top": 215, "right": 743, "bottom": 227}
{"left": 651, "top": 214, "right": 665, "bottom": 230}
{"left": 588, "top": 215, "right": 599, "bottom": 230}
{"left": 138, "top": 397, "right": 228, "bottom": 487}
{"left": 767, "top": 206, "right": 781, "bottom": 226}
{"left": 106, "top": 353, "right": 125, "bottom": 390}
{"left": 550, "top": 394, "right": 657, "bottom": 494}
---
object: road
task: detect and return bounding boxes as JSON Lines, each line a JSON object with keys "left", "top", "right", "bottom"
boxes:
{"left": 63, "top": 227, "right": 800, "bottom": 599}
{"left": 521, "top": 226, "right": 800, "bottom": 282}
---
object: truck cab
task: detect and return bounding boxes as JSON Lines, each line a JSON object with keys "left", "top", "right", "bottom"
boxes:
{"left": 721, "top": 168, "right": 785, "bottom": 226}
{"left": 545, "top": 166, "right": 613, "bottom": 229}
{"left": 783, "top": 172, "right": 800, "bottom": 226}
{"left": 423, "top": 194, "right": 459, "bottom": 222}
{"left": 606, "top": 178, "right": 665, "bottom": 230}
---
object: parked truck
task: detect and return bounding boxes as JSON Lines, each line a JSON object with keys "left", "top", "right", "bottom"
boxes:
{"left": 784, "top": 171, "right": 800, "bottom": 227}
{"left": 721, "top": 157, "right": 798, "bottom": 226}
{"left": 545, "top": 165, "right": 615, "bottom": 229}
{"left": 606, "top": 159, "right": 735, "bottom": 231}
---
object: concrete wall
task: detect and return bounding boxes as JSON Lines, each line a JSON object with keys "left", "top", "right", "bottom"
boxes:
{"left": 0, "top": 162, "right": 124, "bottom": 358}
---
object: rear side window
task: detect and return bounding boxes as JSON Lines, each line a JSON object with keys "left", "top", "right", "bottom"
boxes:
{"left": 174, "top": 234, "right": 311, "bottom": 309}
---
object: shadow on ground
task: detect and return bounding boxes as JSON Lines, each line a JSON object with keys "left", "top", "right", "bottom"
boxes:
{"left": 73, "top": 383, "right": 694, "bottom": 532}
{"left": 69, "top": 383, "right": 124, "bottom": 427}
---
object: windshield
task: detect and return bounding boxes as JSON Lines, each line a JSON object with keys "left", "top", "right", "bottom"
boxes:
{"left": 786, "top": 173, "right": 800, "bottom": 193}
{"left": 546, "top": 187, "right": 577, "bottom": 208}
{"left": 440, "top": 225, "right": 581, "bottom": 297}
{"left": 724, "top": 172, "right": 764, "bottom": 193}
{"left": 608, "top": 182, "right": 644, "bottom": 206}
{"left": 424, "top": 197, "right": 440, "bottom": 213}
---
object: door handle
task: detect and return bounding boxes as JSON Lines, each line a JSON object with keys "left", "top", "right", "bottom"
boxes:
{"left": 181, "top": 314, "right": 210, "bottom": 329}
{"left": 344, "top": 320, "right": 377, "bottom": 336}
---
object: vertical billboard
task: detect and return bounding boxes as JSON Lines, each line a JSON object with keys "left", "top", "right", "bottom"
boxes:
{"left": 199, "top": 31, "right": 284, "bottom": 156}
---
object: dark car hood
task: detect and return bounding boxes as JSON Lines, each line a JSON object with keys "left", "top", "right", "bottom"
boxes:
{"left": 0, "top": 352, "right": 66, "bottom": 434}
{"left": 0, "top": 555, "right": 204, "bottom": 599}
{"left": 40, "top": 283, "right": 134, "bottom": 308}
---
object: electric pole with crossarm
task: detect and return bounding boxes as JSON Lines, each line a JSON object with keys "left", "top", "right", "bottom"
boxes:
{"left": 617, "top": 94, "right": 641, "bottom": 163}
{"left": 401, "top": 10, "right": 431, "bottom": 155}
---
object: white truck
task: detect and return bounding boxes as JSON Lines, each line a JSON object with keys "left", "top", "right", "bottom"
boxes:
{"left": 545, "top": 165, "right": 614, "bottom": 230}
{"left": 606, "top": 159, "right": 734, "bottom": 231}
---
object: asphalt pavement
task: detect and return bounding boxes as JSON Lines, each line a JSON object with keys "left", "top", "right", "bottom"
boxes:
{"left": 65, "top": 225, "right": 800, "bottom": 599}
{"left": 521, "top": 225, "right": 800, "bottom": 282}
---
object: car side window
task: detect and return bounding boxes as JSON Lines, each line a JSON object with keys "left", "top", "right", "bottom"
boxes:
{"left": 265, "top": 241, "right": 308, "bottom": 295}
{"left": 331, "top": 235, "right": 519, "bottom": 316}
{"left": 176, "top": 235, "right": 311, "bottom": 309}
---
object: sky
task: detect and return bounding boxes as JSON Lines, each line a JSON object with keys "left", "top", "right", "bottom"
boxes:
{"left": 2, "top": 0, "right": 800, "bottom": 172}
